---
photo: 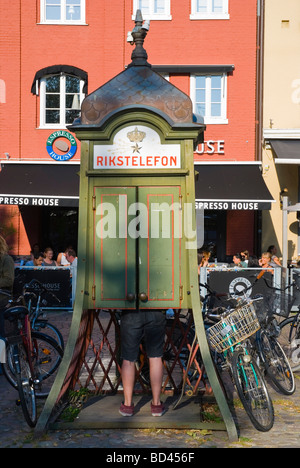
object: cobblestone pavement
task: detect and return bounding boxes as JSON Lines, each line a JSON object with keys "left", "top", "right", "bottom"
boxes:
{"left": 1, "top": 311, "right": 300, "bottom": 449}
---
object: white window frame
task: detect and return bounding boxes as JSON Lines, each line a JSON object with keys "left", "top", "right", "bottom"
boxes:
{"left": 190, "top": 0, "right": 229, "bottom": 20}
{"left": 132, "top": 0, "right": 172, "bottom": 20}
{"left": 39, "top": 73, "right": 85, "bottom": 129}
{"left": 190, "top": 74, "right": 228, "bottom": 124}
{"left": 40, "top": 0, "right": 86, "bottom": 25}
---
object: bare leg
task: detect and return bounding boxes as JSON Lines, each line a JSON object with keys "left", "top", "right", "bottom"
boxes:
{"left": 121, "top": 359, "right": 135, "bottom": 406}
{"left": 149, "top": 357, "right": 163, "bottom": 405}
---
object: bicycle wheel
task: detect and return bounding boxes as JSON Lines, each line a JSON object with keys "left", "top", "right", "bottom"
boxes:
{"left": 279, "top": 316, "right": 300, "bottom": 372}
{"left": 259, "top": 330, "right": 295, "bottom": 395}
{"left": 31, "top": 332, "right": 64, "bottom": 398}
{"left": 3, "top": 332, "right": 63, "bottom": 398}
{"left": 33, "top": 320, "right": 64, "bottom": 350}
{"left": 231, "top": 348, "right": 274, "bottom": 432}
{"left": 11, "top": 343, "right": 37, "bottom": 427}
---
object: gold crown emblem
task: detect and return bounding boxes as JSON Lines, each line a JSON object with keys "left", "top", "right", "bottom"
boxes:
{"left": 127, "top": 127, "right": 146, "bottom": 143}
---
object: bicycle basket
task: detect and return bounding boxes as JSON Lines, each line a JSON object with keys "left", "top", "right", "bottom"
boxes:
{"left": 206, "top": 302, "right": 260, "bottom": 354}
{"left": 0, "top": 305, "right": 27, "bottom": 343}
{"left": 260, "top": 291, "right": 295, "bottom": 319}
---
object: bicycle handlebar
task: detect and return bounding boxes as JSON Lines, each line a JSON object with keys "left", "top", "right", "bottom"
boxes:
{"left": 199, "top": 282, "right": 229, "bottom": 297}
{"left": 0, "top": 289, "right": 12, "bottom": 297}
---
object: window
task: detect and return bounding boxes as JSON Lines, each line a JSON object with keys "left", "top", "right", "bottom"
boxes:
{"left": 40, "top": 0, "right": 86, "bottom": 24}
{"left": 39, "top": 73, "right": 85, "bottom": 128}
{"left": 191, "top": 74, "right": 228, "bottom": 124}
{"left": 190, "top": 0, "right": 229, "bottom": 19}
{"left": 133, "top": 0, "right": 171, "bottom": 20}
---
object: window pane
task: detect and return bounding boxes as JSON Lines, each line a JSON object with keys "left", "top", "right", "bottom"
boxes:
{"left": 195, "top": 76, "right": 206, "bottom": 88}
{"left": 66, "top": 109, "right": 80, "bottom": 124}
{"left": 197, "top": 0, "right": 207, "bottom": 13}
{"left": 139, "top": 0, "right": 150, "bottom": 14}
{"left": 46, "top": 94, "right": 60, "bottom": 108}
{"left": 211, "top": 103, "right": 221, "bottom": 117}
{"left": 46, "top": 76, "right": 60, "bottom": 93}
{"left": 154, "top": 0, "right": 165, "bottom": 14}
{"left": 46, "top": 110, "right": 60, "bottom": 124}
{"left": 195, "top": 76, "right": 206, "bottom": 116}
{"left": 211, "top": 75, "right": 221, "bottom": 88}
{"left": 66, "top": 95, "right": 73, "bottom": 108}
{"left": 212, "top": 0, "right": 223, "bottom": 13}
{"left": 196, "top": 103, "right": 206, "bottom": 115}
{"left": 66, "top": 76, "right": 80, "bottom": 93}
{"left": 211, "top": 89, "right": 221, "bottom": 102}
{"left": 196, "top": 89, "right": 205, "bottom": 103}
{"left": 46, "top": 0, "right": 61, "bottom": 20}
{"left": 66, "top": 93, "right": 80, "bottom": 107}
{"left": 66, "top": 0, "right": 81, "bottom": 21}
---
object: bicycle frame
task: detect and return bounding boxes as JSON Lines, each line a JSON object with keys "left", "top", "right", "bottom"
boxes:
{"left": 14, "top": 313, "right": 39, "bottom": 384}
{"left": 221, "top": 320, "right": 260, "bottom": 388}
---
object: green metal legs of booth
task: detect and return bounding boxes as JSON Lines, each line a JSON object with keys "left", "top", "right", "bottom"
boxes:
{"left": 35, "top": 301, "right": 238, "bottom": 441}
{"left": 188, "top": 261, "right": 238, "bottom": 441}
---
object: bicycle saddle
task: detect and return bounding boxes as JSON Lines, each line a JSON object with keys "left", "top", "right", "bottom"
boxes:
{"left": 4, "top": 305, "right": 28, "bottom": 322}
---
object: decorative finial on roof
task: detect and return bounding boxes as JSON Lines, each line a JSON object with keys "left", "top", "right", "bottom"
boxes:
{"left": 127, "top": 10, "right": 151, "bottom": 68}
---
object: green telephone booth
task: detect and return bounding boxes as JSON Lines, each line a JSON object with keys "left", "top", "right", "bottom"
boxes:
{"left": 36, "top": 11, "right": 237, "bottom": 441}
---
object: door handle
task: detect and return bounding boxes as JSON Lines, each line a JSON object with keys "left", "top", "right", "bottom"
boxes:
{"left": 139, "top": 292, "right": 148, "bottom": 302}
{"left": 126, "top": 293, "right": 136, "bottom": 303}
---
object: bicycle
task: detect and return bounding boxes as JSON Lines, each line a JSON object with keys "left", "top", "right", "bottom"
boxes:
{"left": 22, "top": 279, "right": 64, "bottom": 350}
{"left": 138, "top": 294, "right": 274, "bottom": 431}
{"left": 0, "top": 290, "right": 64, "bottom": 426}
{"left": 205, "top": 297, "right": 274, "bottom": 432}
{"left": 251, "top": 280, "right": 296, "bottom": 396}
{"left": 202, "top": 275, "right": 296, "bottom": 396}
{"left": 276, "top": 273, "right": 300, "bottom": 372}
{"left": 279, "top": 312, "right": 300, "bottom": 372}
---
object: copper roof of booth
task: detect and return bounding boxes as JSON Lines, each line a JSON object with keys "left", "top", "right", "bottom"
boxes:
{"left": 79, "top": 10, "right": 194, "bottom": 126}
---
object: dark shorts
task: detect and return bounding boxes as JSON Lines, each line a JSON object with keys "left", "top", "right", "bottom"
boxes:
{"left": 120, "top": 310, "right": 166, "bottom": 362}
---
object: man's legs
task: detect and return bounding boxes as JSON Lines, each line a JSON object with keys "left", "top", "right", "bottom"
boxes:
{"left": 121, "top": 356, "right": 164, "bottom": 414}
{"left": 119, "top": 310, "right": 166, "bottom": 416}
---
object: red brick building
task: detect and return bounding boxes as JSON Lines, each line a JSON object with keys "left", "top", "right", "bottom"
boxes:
{"left": 0, "top": 0, "right": 272, "bottom": 261}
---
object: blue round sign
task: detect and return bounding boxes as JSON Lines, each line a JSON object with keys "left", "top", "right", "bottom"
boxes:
{"left": 46, "top": 131, "right": 77, "bottom": 161}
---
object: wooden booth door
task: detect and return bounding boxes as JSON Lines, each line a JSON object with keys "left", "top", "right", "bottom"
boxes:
{"left": 93, "top": 185, "right": 181, "bottom": 309}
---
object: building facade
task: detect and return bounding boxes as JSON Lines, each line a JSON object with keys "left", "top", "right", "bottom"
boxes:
{"left": 262, "top": 0, "right": 300, "bottom": 265}
{"left": 0, "top": 0, "right": 270, "bottom": 261}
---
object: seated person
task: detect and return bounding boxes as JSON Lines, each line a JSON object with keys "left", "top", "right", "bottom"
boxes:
{"left": 259, "top": 252, "right": 274, "bottom": 275}
{"left": 232, "top": 253, "right": 247, "bottom": 268}
{"left": 42, "top": 247, "right": 57, "bottom": 266}
{"left": 197, "top": 250, "right": 211, "bottom": 275}
{"left": 57, "top": 246, "right": 72, "bottom": 266}
{"left": 26, "top": 252, "right": 44, "bottom": 266}
{"left": 267, "top": 245, "right": 282, "bottom": 267}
